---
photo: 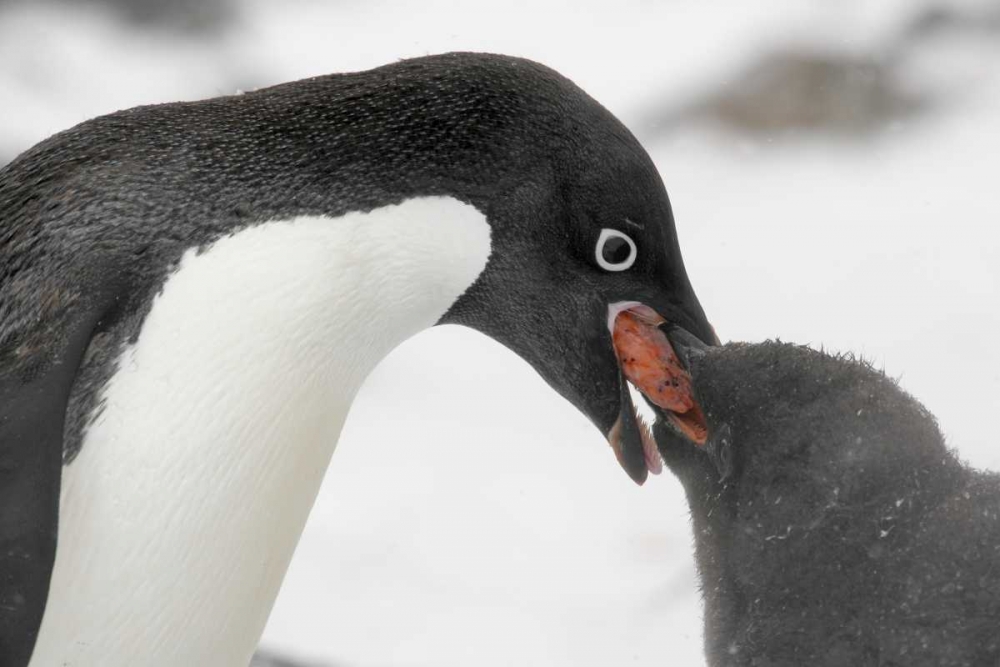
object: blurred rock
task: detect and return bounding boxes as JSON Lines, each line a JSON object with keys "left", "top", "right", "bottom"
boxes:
{"left": 0, "top": 0, "right": 236, "bottom": 32}
{"left": 250, "top": 648, "right": 334, "bottom": 667}
{"left": 640, "top": 2, "right": 1000, "bottom": 142}
{"left": 904, "top": 2, "right": 1000, "bottom": 40}
{"left": 643, "top": 50, "right": 926, "bottom": 140}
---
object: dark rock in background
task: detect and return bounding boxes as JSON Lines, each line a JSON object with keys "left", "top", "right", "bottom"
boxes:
{"left": 0, "top": 0, "right": 236, "bottom": 32}
{"left": 903, "top": 2, "right": 1000, "bottom": 40}
{"left": 251, "top": 648, "right": 335, "bottom": 667}
{"left": 639, "top": 3, "right": 1000, "bottom": 142}
{"left": 643, "top": 51, "right": 926, "bottom": 139}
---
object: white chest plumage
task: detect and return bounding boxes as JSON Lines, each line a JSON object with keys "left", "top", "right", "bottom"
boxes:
{"left": 29, "top": 196, "right": 491, "bottom": 667}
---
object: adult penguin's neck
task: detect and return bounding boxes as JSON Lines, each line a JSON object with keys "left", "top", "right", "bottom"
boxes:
{"left": 31, "top": 195, "right": 490, "bottom": 667}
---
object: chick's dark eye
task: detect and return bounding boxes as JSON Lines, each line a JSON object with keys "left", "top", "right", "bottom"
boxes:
{"left": 595, "top": 228, "right": 637, "bottom": 272}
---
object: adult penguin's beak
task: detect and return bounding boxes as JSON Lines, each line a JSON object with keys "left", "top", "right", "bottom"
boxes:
{"left": 438, "top": 249, "right": 716, "bottom": 487}
{"left": 605, "top": 302, "right": 710, "bottom": 484}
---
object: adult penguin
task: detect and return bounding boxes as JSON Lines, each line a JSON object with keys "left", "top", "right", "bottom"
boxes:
{"left": 0, "top": 52, "right": 714, "bottom": 666}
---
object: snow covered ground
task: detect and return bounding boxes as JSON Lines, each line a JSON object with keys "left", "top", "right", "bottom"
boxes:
{"left": 2, "top": 1, "right": 998, "bottom": 665}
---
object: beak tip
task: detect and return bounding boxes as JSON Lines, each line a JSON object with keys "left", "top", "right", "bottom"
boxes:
{"left": 629, "top": 466, "right": 648, "bottom": 486}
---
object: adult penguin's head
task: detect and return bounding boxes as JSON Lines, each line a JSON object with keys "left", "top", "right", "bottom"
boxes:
{"left": 423, "top": 54, "right": 716, "bottom": 484}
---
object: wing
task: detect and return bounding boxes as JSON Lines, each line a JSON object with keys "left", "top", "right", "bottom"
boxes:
{"left": 0, "top": 312, "right": 105, "bottom": 666}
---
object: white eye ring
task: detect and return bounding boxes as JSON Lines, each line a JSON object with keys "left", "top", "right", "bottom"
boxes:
{"left": 595, "top": 228, "right": 637, "bottom": 272}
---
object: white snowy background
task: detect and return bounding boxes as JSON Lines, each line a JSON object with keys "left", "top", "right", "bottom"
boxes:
{"left": 1, "top": 1, "right": 998, "bottom": 665}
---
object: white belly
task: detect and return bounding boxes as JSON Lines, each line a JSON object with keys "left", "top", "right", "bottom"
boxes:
{"left": 29, "top": 196, "right": 490, "bottom": 667}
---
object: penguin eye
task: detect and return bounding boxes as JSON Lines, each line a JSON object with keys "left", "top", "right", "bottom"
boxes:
{"left": 595, "top": 228, "right": 637, "bottom": 272}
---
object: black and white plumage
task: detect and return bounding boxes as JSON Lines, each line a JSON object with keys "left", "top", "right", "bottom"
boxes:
{"left": 0, "top": 53, "right": 713, "bottom": 665}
